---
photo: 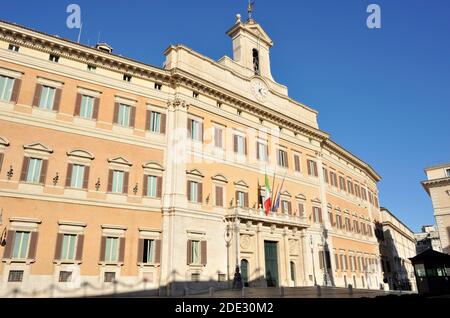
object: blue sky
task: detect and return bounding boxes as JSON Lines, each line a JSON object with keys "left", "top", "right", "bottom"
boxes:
{"left": 2, "top": 1, "right": 449, "bottom": 232}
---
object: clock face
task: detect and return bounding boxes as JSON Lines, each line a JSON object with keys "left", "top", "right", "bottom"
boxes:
{"left": 251, "top": 79, "right": 269, "bottom": 102}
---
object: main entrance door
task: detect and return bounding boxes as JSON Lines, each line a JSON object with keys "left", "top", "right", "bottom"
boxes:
{"left": 264, "top": 241, "right": 279, "bottom": 287}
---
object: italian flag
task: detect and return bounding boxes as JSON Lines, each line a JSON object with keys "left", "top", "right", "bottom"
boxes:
{"left": 263, "top": 172, "right": 271, "bottom": 215}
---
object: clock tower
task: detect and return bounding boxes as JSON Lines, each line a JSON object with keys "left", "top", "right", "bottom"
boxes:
{"left": 226, "top": 14, "right": 274, "bottom": 81}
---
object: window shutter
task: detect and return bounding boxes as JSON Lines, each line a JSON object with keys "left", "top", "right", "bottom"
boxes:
{"left": 28, "top": 232, "right": 39, "bottom": 259}
{"left": 215, "top": 186, "right": 223, "bottom": 207}
{"left": 119, "top": 237, "right": 126, "bottom": 263}
{"left": 74, "top": 93, "right": 82, "bottom": 116}
{"left": 0, "top": 153, "right": 4, "bottom": 173}
{"left": 216, "top": 128, "right": 222, "bottom": 148}
{"left": 99, "top": 236, "right": 106, "bottom": 262}
{"left": 160, "top": 113, "right": 166, "bottom": 134}
{"left": 20, "top": 157, "right": 30, "bottom": 181}
{"left": 76, "top": 234, "right": 84, "bottom": 261}
{"left": 244, "top": 137, "right": 247, "bottom": 155}
{"left": 256, "top": 142, "right": 260, "bottom": 160}
{"left": 156, "top": 176, "right": 162, "bottom": 198}
{"left": 200, "top": 122, "right": 204, "bottom": 142}
{"left": 39, "top": 160, "right": 48, "bottom": 184}
{"left": 32, "top": 84, "right": 42, "bottom": 107}
{"left": 54, "top": 233, "right": 64, "bottom": 260}
{"left": 2, "top": 230, "right": 15, "bottom": 259}
{"left": 53, "top": 88, "right": 62, "bottom": 112}
{"left": 288, "top": 202, "right": 292, "bottom": 214}
{"left": 113, "top": 103, "right": 119, "bottom": 124}
{"left": 187, "top": 119, "right": 192, "bottom": 138}
{"left": 201, "top": 240, "right": 207, "bottom": 266}
{"left": 235, "top": 191, "right": 239, "bottom": 206}
{"left": 186, "top": 240, "right": 192, "bottom": 264}
{"left": 319, "top": 251, "right": 324, "bottom": 269}
{"left": 335, "top": 254, "right": 340, "bottom": 270}
{"left": 313, "top": 162, "right": 318, "bottom": 177}
{"left": 137, "top": 239, "right": 144, "bottom": 263}
{"left": 67, "top": 163, "right": 74, "bottom": 189}
{"left": 11, "top": 78, "right": 21, "bottom": 103}
{"left": 307, "top": 160, "right": 312, "bottom": 175}
{"left": 130, "top": 106, "right": 136, "bottom": 128}
{"left": 233, "top": 135, "right": 238, "bottom": 153}
{"left": 83, "top": 166, "right": 90, "bottom": 189}
{"left": 107, "top": 170, "right": 113, "bottom": 192}
{"left": 142, "top": 175, "right": 148, "bottom": 196}
{"left": 312, "top": 208, "right": 317, "bottom": 223}
{"left": 318, "top": 208, "right": 323, "bottom": 223}
{"left": 197, "top": 182, "right": 203, "bottom": 203}
{"left": 298, "top": 204, "right": 304, "bottom": 217}
{"left": 244, "top": 192, "right": 249, "bottom": 208}
{"left": 145, "top": 110, "right": 151, "bottom": 131}
{"left": 155, "top": 239, "right": 161, "bottom": 263}
{"left": 344, "top": 255, "right": 348, "bottom": 270}
{"left": 284, "top": 151, "right": 289, "bottom": 168}
{"left": 123, "top": 172, "right": 129, "bottom": 194}
{"left": 187, "top": 181, "right": 191, "bottom": 200}
{"left": 93, "top": 97, "right": 100, "bottom": 120}
{"left": 294, "top": 155, "right": 300, "bottom": 171}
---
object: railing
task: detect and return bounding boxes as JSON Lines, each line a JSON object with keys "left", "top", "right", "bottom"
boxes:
{"left": 226, "top": 206, "right": 309, "bottom": 227}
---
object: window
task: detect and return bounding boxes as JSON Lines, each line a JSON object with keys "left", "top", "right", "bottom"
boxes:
{"left": 123, "top": 74, "right": 132, "bottom": 82}
{"left": 60, "top": 234, "right": 77, "bottom": 261}
{"left": 218, "top": 274, "right": 226, "bottom": 282}
{"left": 336, "top": 214, "right": 342, "bottom": 229}
{"left": 87, "top": 65, "right": 96, "bottom": 72}
{"left": 328, "top": 212, "right": 334, "bottom": 226}
{"left": 39, "top": 85, "right": 56, "bottom": 110}
{"left": 188, "top": 180, "right": 202, "bottom": 203}
{"left": 49, "top": 54, "right": 59, "bottom": 62}
{"left": 12, "top": 231, "right": 30, "bottom": 259}
{"left": 307, "top": 160, "right": 318, "bottom": 177}
{"left": 330, "top": 171, "right": 338, "bottom": 187}
{"left": 312, "top": 207, "right": 322, "bottom": 223}
{"left": 154, "top": 83, "right": 162, "bottom": 90}
{"left": 298, "top": 203, "right": 305, "bottom": 217}
{"left": 117, "top": 104, "right": 131, "bottom": 127}
{"left": 111, "top": 170, "right": 125, "bottom": 193}
{"left": 193, "top": 92, "right": 199, "bottom": 99}
{"left": 277, "top": 149, "right": 288, "bottom": 168}
{"left": 191, "top": 273, "right": 200, "bottom": 282}
{"left": 446, "top": 168, "right": 450, "bottom": 177}
{"left": 191, "top": 240, "right": 201, "bottom": 265}
{"left": 290, "top": 261, "right": 296, "bottom": 282}
{"left": 215, "top": 185, "right": 224, "bottom": 207}
{"left": 216, "top": 101, "right": 222, "bottom": 108}
{"left": 347, "top": 180, "right": 354, "bottom": 194}
{"left": 345, "top": 217, "right": 351, "bottom": 231}
{"left": 415, "top": 264, "right": 425, "bottom": 277}
{"left": 79, "top": 95, "right": 95, "bottom": 119}
{"left": 294, "top": 154, "right": 301, "bottom": 172}
{"left": 59, "top": 271, "right": 73, "bottom": 283}
{"left": 354, "top": 184, "right": 361, "bottom": 198}
{"left": 8, "top": 270, "right": 24, "bottom": 282}
{"left": 104, "top": 272, "right": 116, "bottom": 283}
{"left": 339, "top": 176, "right": 346, "bottom": 191}
{"left": 189, "top": 119, "right": 203, "bottom": 142}
{"left": 146, "top": 175, "right": 158, "bottom": 197}
{"left": 236, "top": 191, "right": 246, "bottom": 208}
{"left": 353, "top": 220, "right": 360, "bottom": 233}
{"left": 149, "top": 111, "right": 162, "bottom": 133}
{"left": 361, "top": 188, "right": 368, "bottom": 201}
{"left": 350, "top": 256, "right": 355, "bottom": 271}
{"left": 104, "top": 237, "right": 119, "bottom": 262}
{"left": 234, "top": 135, "right": 246, "bottom": 156}
{"left": 142, "top": 239, "right": 155, "bottom": 263}
{"left": 252, "top": 48, "right": 260, "bottom": 75}
{"left": 70, "top": 164, "right": 85, "bottom": 189}
{"left": 214, "top": 127, "right": 223, "bottom": 148}
{"left": 256, "top": 142, "right": 268, "bottom": 161}
{"left": 0, "top": 75, "right": 14, "bottom": 101}
{"left": 323, "top": 168, "right": 329, "bottom": 183}
{"left": 26, "top": 158, "right": 43, "bottom": 183}
{"left": 282, "top": 200, "right": 291, "bottom": 214}
{"left": 8, "top": 44, "right": 19, "bottom": 52}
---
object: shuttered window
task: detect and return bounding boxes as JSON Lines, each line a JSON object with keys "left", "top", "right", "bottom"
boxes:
{"left": 330, "top": 171, "right": 338, "bottom": 187}
{"left": 111, "top": 170, "right": 124, "bottom": 193}
{"left": 339, "top": 176, "right": 346, "bottom": 191}
{"left": 214, "top": 127, "right": 223, "bottom": 148}
{"left": 26, "top": 158, "right": 43, "bottom": 183}
{"left": 257, "top": 142, "right": 268, "bottom": 161}
{"left": 187, "top": 180, "right": 202, "bottom": 203}
{"left": 80, "top": 95, "right": 94, "bottom": 119}
{"left": 104, "top": 237, "right": 119, "bottom": 262}
{"left": 298, "top": 203, "right": 305, "bottom": 217}
{"left": 39, "top": 85, "right": 56, "bottom": 110}
{"left": 215, "top": 185, "right": 224, "bottom": 207}
{"left": 294, "top": 154, "right": 301, "bottom": 172}
{"left": 189, "top": 119, "right": 203, "bottom": 141}
{"left": 12, "top": 231, "right": 30, "bottom": 259}
{"left": 143, "top": 239, "right": 155, "bottom": 263}
{"left": 0, "top": 75, "right": 14, "bottom": 101}
{"left": 234, "top": 135, "right": 246, "bottom": 156}
{"left": 70, "top": 164, "right": 85, "bottom": 189}
{"left": 307, "top": 160, "right": 318, "bottom": 177}
{"left": 191, "top": 240, "right": 200, "bottom": 264}
{"left": 336, "top": 214, "right": 342, "bottom": 229}
{"left": 313, "top": 207, "right": 322, "bottom": 223}
{"left": 117, "top": 104, "right": 131, "bottom": 126}
{"left": 60, "top": 234, "right": 77, "bottom": 261}
{"left": 277, "top": 149, "right": 288, "bottom": 168}
{"left": 323, "top": 167, "right": 329, "bottom": 183}
{"left": 282, "top": 200, "right": 292, "bottom": 214}
{"left": 347, "top": 180, "right": 354, "bottom": 194}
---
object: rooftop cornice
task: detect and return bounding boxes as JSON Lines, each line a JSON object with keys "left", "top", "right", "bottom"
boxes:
{"left": 424, "top": 162, "right": 450, "bottom": 172}
{"left": 421, "top": 177, "right": 450, "bottom": 194}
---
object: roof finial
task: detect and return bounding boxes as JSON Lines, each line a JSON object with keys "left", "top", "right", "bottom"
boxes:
{"left": 247, "top": 0, "right": 255, "bottom": 21}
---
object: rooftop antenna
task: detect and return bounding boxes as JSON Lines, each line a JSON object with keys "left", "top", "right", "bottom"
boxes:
{"left": 97, "top": 31, "right": 102, "bottom": 43}
{"left": 247, "top": 0, "right": 255, "bottom": 21}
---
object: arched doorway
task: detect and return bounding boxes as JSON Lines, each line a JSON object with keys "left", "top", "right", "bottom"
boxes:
{"left": 290, "top": 261, "right": 296, "bottom": 286}
{"left": 241, "top": 259, "right": 249, "bottom": 287}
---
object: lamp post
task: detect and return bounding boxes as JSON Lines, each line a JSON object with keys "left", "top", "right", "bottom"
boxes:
{"left": 321, "top": 232, "right": 331, "bottom": 286}
{"left": 231, "top": 201, "right": 243, "bottom": 289}
{"left": 224, "top": 224, "right": 233, "bottom": 288}
{"left": 310, "top": 235, "right": 317, "bottom": 286}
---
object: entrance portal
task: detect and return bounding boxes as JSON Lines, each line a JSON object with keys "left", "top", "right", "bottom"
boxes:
{"left": 264, "top": 241, "right": 279, "bottom": 287}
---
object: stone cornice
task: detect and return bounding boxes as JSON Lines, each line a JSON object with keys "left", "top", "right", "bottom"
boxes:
{"left": 421, "top": 177, "right": 450, "bottom": 194}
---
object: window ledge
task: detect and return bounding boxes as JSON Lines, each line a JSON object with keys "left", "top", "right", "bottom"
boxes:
{"left": 98, "top": 262, "right": 124, "bottom": 267}
{"left": 3, "top": 259, "right": 35, "bottom": 265}
{"left": 53, "top": 260, "right": 82, "bottom": 265}
{"left": 188, "top": 264, "right": 205, "bottom": 269}
{"left": 137, "top": 263, "right": 160, "bottom": 268}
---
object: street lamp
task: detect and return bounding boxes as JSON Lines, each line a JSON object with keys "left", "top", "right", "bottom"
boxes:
{"left": 321, "top": 230, "right": 332, "bottom": 286}
{"left": 310, "top": 235, "right": 317, "bottom": 286}
{"left": 224, "top": 223, "right": 233, "bottom": 288}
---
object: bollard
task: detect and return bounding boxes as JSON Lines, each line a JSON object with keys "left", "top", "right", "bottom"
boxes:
{"left": 348, "top": 284, "right": 353, "bottom": 296}
{"left": 241, "top": 287, "right": 246, "bottom": 297}
{"left": 209, "top": 287, "right": 215, "bottom": 297}
{"left": 316, "top": 285, "right": 321, "bottom": 296}
{"left": 279, "top": 286, "right": 285, "bottom": 297}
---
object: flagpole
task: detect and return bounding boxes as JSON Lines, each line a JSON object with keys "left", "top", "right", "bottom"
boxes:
{"left": 269, "top": 166, "right": 277, "bottom": 212}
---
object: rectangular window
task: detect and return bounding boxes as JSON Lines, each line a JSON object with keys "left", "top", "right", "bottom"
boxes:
{"left": 336, "top": 214, "right": 342, "bottom": 229}
{"left": 112, "top": 170, "right": 124, "bottom": 193}
{"left": 0, "top": 75, "right": 14, "bottom": 101}
{"left": 142, "top": 239, "right": 155, "bottom": 263}
{"left": 294, "top": 154, "right": 301, "bottom": 172}
{"left": 234, "top": 135, "right": 246, "bottom": 156}
{"left": 59, "top": 271, "right": 73, "bottom": 283}
{"left": 354, "top": 184, "right": 361, "bottom": 198}
{"left": 323, "top": 168, "right": 329, "bottom": 183}
{"left": 60, "top": 234, "right": 77, "bottom": 261}
{"left": 39, "top": 85, "right": 56, "bottom": 110}
{"left": 339, "top": 176, "right": 346, "bottom": 191}
{"left": 79, "top": 95, "right": 94, "bottom": 119}
{"left": 12, "top": 231, "right": 30, "bottom": 259}
{"left": 257, "top": 142, "right": 268, "bottom": 162}
{"left": 117, "top": 104, "right": 131, "bottom": 127}
{"left": 104, "top": 237, "right": 119, "bottom": 262}
{"left": 277, "top": 149, "right": 288, "bottom": 168}
{"left": 237, "top": 191, "right": 245, "bottom": 208}
{"left": 123, "top": 74, "right": 132, "bottom": 82}
{"left": 191, "top": 273, "right": 200, "bottom": 282}
{"left": 154, "top": 83, "right": 162, "bottom": 90}
{"left": 353, "top": 220, "right": 360, "bottom": 233}
{"left": 190, "top": 119, "right": 202, "bottom": 141}
{"left": 330, "top": 171, "right": 338, "bottom": 187}
{"left": 446, "top": 168, "right": 450, "bottom": 177}
{"left": 150, "top": 111, "right": 161, "bottom": 133}
{"left": 8, "top": 44, "right": 19, "bottom": 52}
{"left": 49, "top": 54, "right": 59, "bottom": 62}
{"left": 282, "top": 200, "right": 291, "bottom": 214}
{"left": 8, "top": 270, "right": 24, "bottom": 282}
{"left": 347, "top": 180, "right": 354, "bottom": 194}
{"left": 191, "top": 240, "right": 200, "bottom": 264}
{"left": 146, "top": 175, "right": 158, "bottom": 197}
{"left": 345, "top": 217, "right": 351, "bottom": 231}
{"left": 87, "top": 65, "right": 96, "bottom": 72}
{"left": 214, "top": 127, "right": 223, "bottom": 148}
{"left": 307, "top": 160, "right": 318, "bottom": 177}
{"left": 188, "top": 181, "right": 199, "bottom": 203}
{"left": 313, "top": 207, "right": 322, "bottom": 223}
{"left": 361, "top": 188, "right": 368, "bottom": 201}
{"left": 215, "top": 185, "right": 224, "bottom": 207}
{"left": 350, "top": 256, "right": 355, "bottom": 271}
{"left": 298, "top": 203, "right": 305, "bottom": 217}
{"left": 70, "top": 164, "right": 85, "bottom": 189}
{"left": 104, "top": 272, "right": 116, "bottom": 283}
{"left": 26, "top": 158, "right": 43, "bottom": 183}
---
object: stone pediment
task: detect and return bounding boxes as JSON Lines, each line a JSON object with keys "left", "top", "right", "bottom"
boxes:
{"left": 211, "top": 174, "right": 228, "bottom": 183}
{"left": 311, "top": 197, "right": 321, "bottom": 204}
{"left": 67, "top": 149, "right": 94, "bottom": 160}
{"left": 280, "top": 190, "right": 291, "bottom": 197}
{"left": 186, "top": 169, "right": 204, "bottom": 178}
{"left": 0, "top": 136, "right": 10, "bottom": 147}
{"left": 226, "top": 20, "right": 273, "bottom": 47}
{"left": 142, "top": 161, "right": 164, "bottom": 171}
{"left": 295, "top": 193, "right": 306, "bottom": 201}
{"left": 107, "top": 156, "right": 132, "bottom": 166}
{"left": 233, "top": 180, "right": 249, "bottom": 188}
{"left": 23, "top": 142, "right": 53, "bottom": 153}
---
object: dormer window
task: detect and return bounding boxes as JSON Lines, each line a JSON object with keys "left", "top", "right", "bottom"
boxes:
{"left": 123, "top": 74, "right": 132, "bottom": 82}
{"left": 193, "top": 91, "right": 199, "bottom": 99}
{"left": 49, "top": 54, "right": 59, "bottom": 63}
{"left": 87, "top": 65, "right": 96, "bottom": 72}
{"left": 8, "top": 44, "right": 19, "bottom": 52}
{"left": 154, "top": 83, "right": 162, "bottom": 90}
{"left": 252, "top": 48, "right": 260, "bottom": 75}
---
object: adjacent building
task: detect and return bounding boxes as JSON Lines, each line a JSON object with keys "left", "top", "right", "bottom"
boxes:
{"left": 422, "top": 163, "right": 450, "bottom": 254}
{"left": 414, "top": 225, "right": 442, "bottom": 254}
{"left": 0, "top": 15, "right": 384, "bottom": 297}
{"left": 378, "top": 208, "right": 417, "bottom": 291}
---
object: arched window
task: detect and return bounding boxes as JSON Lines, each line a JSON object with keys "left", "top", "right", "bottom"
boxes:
{"left": 252, "top": 49, "right": 260, "bottom": 75}
{"left": 241, "top": 259, "right": 249, "bottom": 287}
